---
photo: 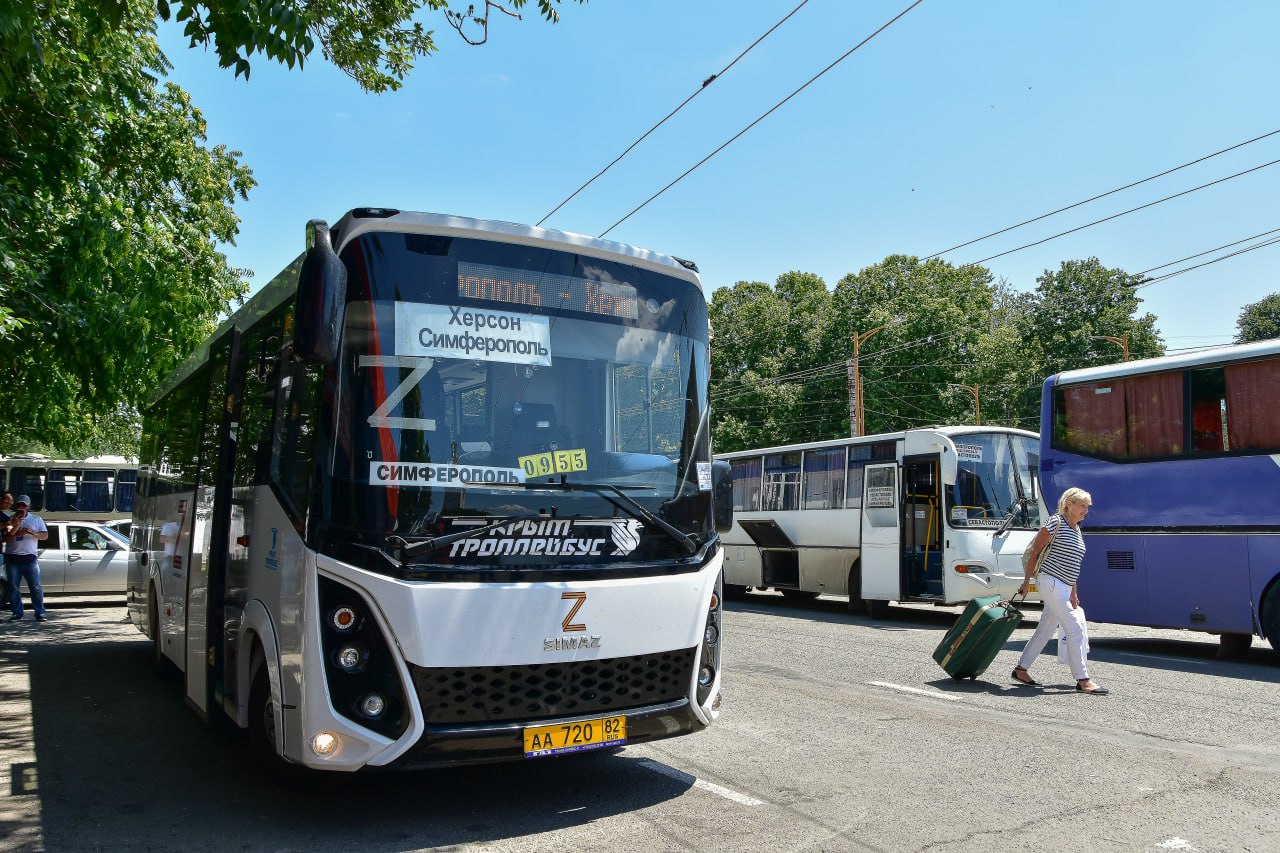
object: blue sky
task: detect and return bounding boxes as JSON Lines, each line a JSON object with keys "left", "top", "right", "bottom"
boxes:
{"left": 158, "top": 0, "right": 1280, "bottom": 350}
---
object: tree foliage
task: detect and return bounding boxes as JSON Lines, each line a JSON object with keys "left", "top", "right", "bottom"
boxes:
{"left": 709, "top": 255, "right": 1169, "bottom": 452}
{"left": 1234, "top": 292, "right": 1280, "bottom": 343}
{"left": 1, "top": 0, "right": 587, "bottom": 96}
{"left": 0, "top": 0, "right": 254, "bottom": 454}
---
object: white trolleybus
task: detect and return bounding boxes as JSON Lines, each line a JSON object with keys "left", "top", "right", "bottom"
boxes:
{"left": 717, "top": 426, "right": 1043, "bottom": 616}
{"left": 128, "top": 208, "right": 732, "bottom": 772}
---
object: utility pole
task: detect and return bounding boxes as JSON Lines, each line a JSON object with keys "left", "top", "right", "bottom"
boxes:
{"left": 849, "top": 325, "right": 888, "bottom": 436}
{"left": 950, "top": 383, "right": 980, "bottom": 425}
{"left": 1090, "top": 332, "right": 1130, "bottom": 361}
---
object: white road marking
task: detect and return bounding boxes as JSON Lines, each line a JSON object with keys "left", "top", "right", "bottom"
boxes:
{"left": 636, "top": 758, "right": 764, "bottom": 806}
{"left": 1156, "top": 838, "right": 1199, "bottom": 850}
{"left": 868, "top": 681, "right": 961, "bottom": 701}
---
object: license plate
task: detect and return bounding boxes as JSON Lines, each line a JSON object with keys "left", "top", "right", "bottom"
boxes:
{"left": 523, "top": 715, "right": 627, "bottom": 758}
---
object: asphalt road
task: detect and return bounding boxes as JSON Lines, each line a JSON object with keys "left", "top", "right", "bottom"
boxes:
{"left": 2, "top": 594, "right": 1278, "bottom": 852}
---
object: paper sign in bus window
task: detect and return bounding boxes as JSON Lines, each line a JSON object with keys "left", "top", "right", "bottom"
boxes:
{"left": 369, "top": 461, "right": 527, "bottom": 488}
{"left": 396, "top": 302, "right": 551, "bottom": 366}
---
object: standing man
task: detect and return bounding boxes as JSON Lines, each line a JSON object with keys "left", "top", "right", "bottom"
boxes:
{"left": 0, "top": 492, "right": 12, "bottom": 613}
{"left": 5, "top": 494, "right": 48, "bottom": 621}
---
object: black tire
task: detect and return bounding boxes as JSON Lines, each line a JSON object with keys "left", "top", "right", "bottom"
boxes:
{"left": 780, "top": 588, "right": 820, "bottom": 602}
{"left": 866, "top": 598, "right": 891, "bottom": 620}
{"left": 847, "top": 564, "right": 865, "bottom": 613}
{"left": 248, "top": 664, "right": 279, "bottom": 765}
{"left": 1260, "top": 582, "right": 1280, "bottom": 660}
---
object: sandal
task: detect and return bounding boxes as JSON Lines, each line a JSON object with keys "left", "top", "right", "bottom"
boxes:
{"left": 1076, "top": 682, "right": 1110, "bottom": 695}
{"left": 1011, "top": 667, "right": 1041, "bottom": 687}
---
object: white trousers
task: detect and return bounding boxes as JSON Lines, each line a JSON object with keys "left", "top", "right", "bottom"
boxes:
{"left": 1017, "top": 573, "right": 1090, "bottom": 681}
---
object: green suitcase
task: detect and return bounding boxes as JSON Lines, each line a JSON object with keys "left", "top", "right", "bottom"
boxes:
{"left": 932, "top": 594, "right": 1024, "bottom": 680}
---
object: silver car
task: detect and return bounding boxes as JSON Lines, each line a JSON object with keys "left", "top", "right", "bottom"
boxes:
{"left": 1, "top": 520, "right": 133, "bottom": 600}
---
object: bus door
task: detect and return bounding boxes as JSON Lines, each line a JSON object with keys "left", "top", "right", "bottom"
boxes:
{"left": 737, "top": 519, "right": 800, "bottom": 591}
{"left": 185, "top": 332, "right": 239, "bottom": 720}
{"left": 860, "top": 463, "right": 901, "bottom": 601}
{"left": 903, "top": 457, "right": 942, "bottom": 599}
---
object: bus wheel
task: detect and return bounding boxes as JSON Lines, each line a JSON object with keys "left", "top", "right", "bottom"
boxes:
{"left": 149, "top": 588, "right": 177, "bottom": 678}
{"left": 1261, "top": 583, "right": 1280, "bottom": 659}
{"left": 866, "top": 599, "right": 891, "bottom": 620}
{"left": 249, "top": 665, "right": 281, "bottom": 765}
{"left": 847, "top": 565, "right": 865, "bottom": 613}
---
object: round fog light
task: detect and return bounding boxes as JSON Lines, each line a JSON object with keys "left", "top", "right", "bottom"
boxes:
{"left": 311, "top": 731, "right": 340, "bottom": 756}
{"left": 698, "top": 665, "right": 714, "bottom": 687}
{"left": 336, "top": 644, "right": 366, "bottom": 672}
{"left": 704, "top": 623, "right": 719, "bottom": 645}
{"left": 360, "top": 693, "right": 387, "bottom": 718}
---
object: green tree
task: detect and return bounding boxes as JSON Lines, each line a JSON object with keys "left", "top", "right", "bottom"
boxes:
{"left": 1017, "top": 258, "right": 1164, "bottom": 426}
{"left": 1, "top": 0, "right": 586, "bottom": 96}
{"left": 0, "top": 0, "right": 254, "bottom": 453}
{"left": 1234, "top": 293, "right": 1280, "bottom": 343}
{"left": 827, "top": 256, "right": 1003, "bottom": 436}
{"left": 709, "top": 274, "right": 836, "bottom": 452}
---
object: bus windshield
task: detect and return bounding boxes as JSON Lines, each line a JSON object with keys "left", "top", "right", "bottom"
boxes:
{"left": 315, "top": 230, "right": 712, "bottom": 570}
{"left": 946, "top": 432, "right": 1042, "bottom": 530}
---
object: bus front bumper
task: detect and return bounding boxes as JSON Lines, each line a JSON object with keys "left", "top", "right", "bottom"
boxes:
{"left": 379, "top": 699, "right": 705, "bottom": 770}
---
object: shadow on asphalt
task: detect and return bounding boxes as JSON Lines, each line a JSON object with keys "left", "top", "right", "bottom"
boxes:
{"left": 5, "top": 616, "right": 693, "bottom": 851}
{"left": 726, "top": 590, "right": 1280, "bottom": 681}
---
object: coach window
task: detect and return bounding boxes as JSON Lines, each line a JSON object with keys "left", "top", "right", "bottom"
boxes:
{"left": 762, "top": 452, "right": 800, "bottom": 512}
{"left": 1224, "top": 356, "right": 1280, "bottom": 452}
{"left": 730, "top": 457, "right": 762, "bottom": 512}
{"left": 802, "top": 447, "right": 845, "bottom": 510}
{"left": 1189, "top": 368, "right": 1227, "bottom": 453}
{"left": 271, "top": 356, "right": 320, "bottom": 522}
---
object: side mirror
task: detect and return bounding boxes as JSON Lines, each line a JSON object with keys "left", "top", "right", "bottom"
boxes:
{"left": 294, "top": 219, "right": 347, "bottom": 365}
{"left": 712, "top": 460, "right": 734, "bottom": 533}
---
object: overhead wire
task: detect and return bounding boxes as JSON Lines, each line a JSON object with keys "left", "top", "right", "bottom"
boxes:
{"left": 536, "top": 0, "right": 813, "bottom": 227}
{"left": 598, "top": 0, "right": 925, "bottom": 238}
{"left": 967, "top": 157, "right": 1280, "bottom": 265}
{"left": 925, "top": 128, "right": 1280, "bottom": 259}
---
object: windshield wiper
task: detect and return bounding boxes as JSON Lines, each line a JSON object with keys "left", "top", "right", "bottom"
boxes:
{"left": 504, "top": 476, "right": 699, "bottom": 555}
{"left": 994, "top": 496, "right": 1031, "bottom": 538}
{"left": 385, "top": 513, "right": 544, "bottom": 561}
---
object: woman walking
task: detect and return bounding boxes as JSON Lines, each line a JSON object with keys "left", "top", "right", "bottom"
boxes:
{"left": 1012, "top": 487, "right": 1108, "bottom": 694}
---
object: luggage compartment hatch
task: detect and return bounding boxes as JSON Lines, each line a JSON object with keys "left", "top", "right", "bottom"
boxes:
{"left": 737, "top": 519, "right": 798, "bottom": 549}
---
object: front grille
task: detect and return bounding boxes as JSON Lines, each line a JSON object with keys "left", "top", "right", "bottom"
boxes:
{"left": 409, "top": 648, "right": 696, "bottom": 725}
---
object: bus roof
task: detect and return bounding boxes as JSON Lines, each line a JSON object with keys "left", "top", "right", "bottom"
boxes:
{"left": 713, "top": 425, "right": 1038, "bottom": 459}
{"left": 149, "top": 208, "right": 704, "bottom": 407}
{"left": 332, "top": 209, "right": 704, "bottom": 292}
{"left": 1051, "top": 339, "right": 1280, "bottom": 387}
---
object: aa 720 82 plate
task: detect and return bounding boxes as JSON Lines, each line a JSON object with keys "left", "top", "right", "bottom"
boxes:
{"left": 523, "top": 715, "right": 626, "bottom": 758}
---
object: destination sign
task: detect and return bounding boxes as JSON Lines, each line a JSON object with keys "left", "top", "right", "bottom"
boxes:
{"left": 457, "top": 261, "right": 640, "bottom": 321}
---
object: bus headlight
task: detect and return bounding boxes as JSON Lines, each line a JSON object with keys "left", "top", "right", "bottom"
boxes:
{"left": 336, "top": 644, "right": 367, "bottom": 673}
{"left": 318, "top": 576, "right": 408, "bottom": 740}
{"left": 697, "top": 574, "right": 724, "bottom": 705}
{"left": 359, "top": 693, "right": 387, "bottom": 719}
{"left": 310, "top": 731, "right": 341, "bottom": 756}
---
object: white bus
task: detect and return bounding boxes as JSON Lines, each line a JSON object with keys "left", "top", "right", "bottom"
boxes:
{"left": 717, "top": 426, "right": 1043, "bottom": 615}
{"left": 128, "top": 208, "right": 730, "bottom": 772}
{"left": 0, "top": 455, "right": 136, "bottom": 522}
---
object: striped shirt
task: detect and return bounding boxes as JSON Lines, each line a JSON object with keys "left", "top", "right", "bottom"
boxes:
{"left": 1038, "top": 513, "right": 1086, "bottom": 586}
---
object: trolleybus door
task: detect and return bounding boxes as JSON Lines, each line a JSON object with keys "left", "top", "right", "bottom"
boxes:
{"left": 860, "top": 462, "right": 901, "bottom": 601}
